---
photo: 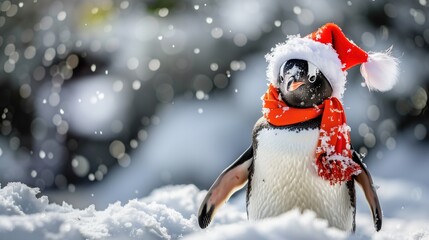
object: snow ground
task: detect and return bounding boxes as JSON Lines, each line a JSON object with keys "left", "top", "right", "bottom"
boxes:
{"left": 0, "top": 172, "right": 428, "bottom": 240}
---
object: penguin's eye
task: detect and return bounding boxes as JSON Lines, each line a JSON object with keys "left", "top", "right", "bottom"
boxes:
{"left": 279, "top": 75, "right": 284, "bottom": 83}
{"left": 307, "top": 62, "right": 321, "bottom": 84}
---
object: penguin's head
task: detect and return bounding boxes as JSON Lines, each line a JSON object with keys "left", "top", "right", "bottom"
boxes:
{"left": 277, "top": 59, "right": 333, "bottom": 108}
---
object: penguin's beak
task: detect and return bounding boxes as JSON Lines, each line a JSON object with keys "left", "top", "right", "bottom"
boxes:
{"left": 287, "top": 77, "right": 305, "bottom": 91}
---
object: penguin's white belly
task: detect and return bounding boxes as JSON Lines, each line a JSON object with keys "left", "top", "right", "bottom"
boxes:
{"left": 248, "top": 127, "right": 353, "bottom": 231}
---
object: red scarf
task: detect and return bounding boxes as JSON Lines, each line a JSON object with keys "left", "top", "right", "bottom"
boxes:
{"left": 262, "top": 84, "right": 361, "bottom": 185}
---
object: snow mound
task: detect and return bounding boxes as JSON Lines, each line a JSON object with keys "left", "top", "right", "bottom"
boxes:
{"left": 0, "top": 183, "right": 204, "bottom": 240}
{"left": 185, "top": 210, "right": 346, "bottom": 240}
{"left": 0, "top": 182, "right": 49, "bottom": 215}
{"left": 1, "top": 182, "right": 429, "bottom": 240}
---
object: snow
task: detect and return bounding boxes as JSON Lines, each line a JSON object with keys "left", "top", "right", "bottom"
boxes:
{"left": 187, "top": 210, "right": 346, "bottom": 240}
{"left": 0, "top": 183, "right": 203, "bottom": 240}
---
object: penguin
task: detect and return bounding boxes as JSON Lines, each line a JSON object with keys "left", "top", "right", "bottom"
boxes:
{"left": 198, "top": 59, "right": 382, "bottom": 232}
{"left": 198, "top": 23, "right": 398, "bottom": 232}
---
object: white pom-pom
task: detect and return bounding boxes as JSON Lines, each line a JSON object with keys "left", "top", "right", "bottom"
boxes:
{"left": 360, "top": 47, "right": 399, "bottom": 92}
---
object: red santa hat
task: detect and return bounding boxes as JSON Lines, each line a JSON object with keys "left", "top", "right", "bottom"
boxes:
{"left": 266, "top": 23, "right": 399, "bottom": 99}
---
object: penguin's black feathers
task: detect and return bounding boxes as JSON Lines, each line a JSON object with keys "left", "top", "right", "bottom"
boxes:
{"left": 197, "top": 146, "right": 253, "bottom": 229}
{"left": 352, "top": 149, "right": 383, "bottom": 231}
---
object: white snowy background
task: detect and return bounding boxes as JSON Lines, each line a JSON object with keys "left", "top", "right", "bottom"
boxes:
{"left": 1, "top": 0, "right": 428, "bottom": 239}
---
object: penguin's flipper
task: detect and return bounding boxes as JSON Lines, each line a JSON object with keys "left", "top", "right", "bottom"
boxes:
{"left": 352, "top": 150, "right": 382, "bottom": 232}
{"left": 198, "top": 145, "right": 253, "bottom": 229}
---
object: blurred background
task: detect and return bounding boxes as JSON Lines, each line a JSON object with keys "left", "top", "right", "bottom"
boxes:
{"left": 0, "top": 0, "right": 427, "bottom": 208}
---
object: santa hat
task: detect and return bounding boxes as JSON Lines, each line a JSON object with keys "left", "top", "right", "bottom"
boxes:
{"left": 266, "top": 23, "right": 399, "bottom": 99}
